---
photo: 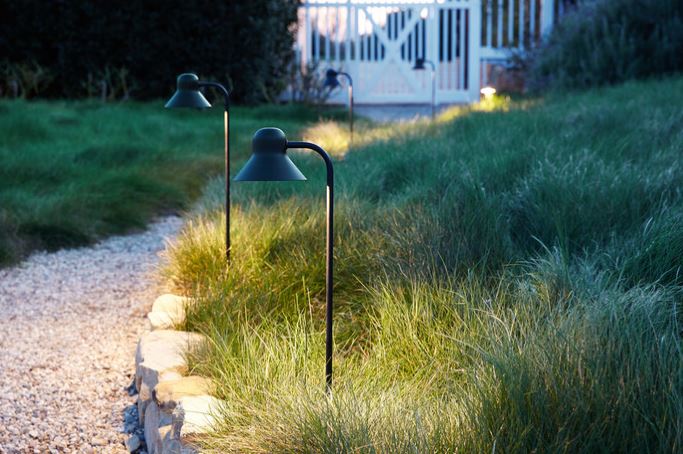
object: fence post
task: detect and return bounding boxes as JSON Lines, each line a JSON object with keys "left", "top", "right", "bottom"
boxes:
{"left": 428, "top": 4, "right": 439, "bottom": 104}
{"left": 540, "top": 0, "right": 555, "bottom": 37}
{"left": 304, "top": 1, "right": 311, "bottom": 68}
{"left": 346, "top": 3, "right": 352, "bottom": 68}
{"left": 468, "top": 0, "right": 482, "bottom": 102}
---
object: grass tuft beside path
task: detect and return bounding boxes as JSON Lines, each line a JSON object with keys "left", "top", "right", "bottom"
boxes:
{"left": 0, "top": 101, "right": 338, "bottom": 265}
{"left": 165, "top": 77, "right": 683, "bottom": 452}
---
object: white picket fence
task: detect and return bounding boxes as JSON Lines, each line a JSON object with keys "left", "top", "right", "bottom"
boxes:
{"left": 295, "top": 0, "right": 570, "bottom": 104}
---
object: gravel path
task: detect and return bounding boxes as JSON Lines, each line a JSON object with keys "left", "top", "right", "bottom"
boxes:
{"left": 0, "top": 217, "right": 182, "bottom": 453}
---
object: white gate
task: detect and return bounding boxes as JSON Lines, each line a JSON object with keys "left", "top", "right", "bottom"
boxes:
{"left": 297, "top": 0, "right": 567, "bottom": 105}
{"left": 298, "top": 0, "right": 482, "bottom": 104}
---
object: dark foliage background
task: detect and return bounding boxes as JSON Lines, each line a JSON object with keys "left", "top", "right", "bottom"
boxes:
{"left": 528, "top": 0, "right": 683, "bottom": 90}
{"left": 0, "top": 0, "right": 299, "bottom": 103}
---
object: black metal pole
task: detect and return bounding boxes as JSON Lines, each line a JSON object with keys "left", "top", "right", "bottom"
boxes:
{"left": 348, "top": 84, "right": 353, "bottom": 146}
{"left": 224, "top": 108, "right": 230, "bottom": 262}
{"left": 199, "top": 82, "right": 231, "bottom": 262}
{"left": 338, "top": 72, "right": 354, "bottom": 148}
{"left": 424, "top": 60, "right": 436, "bottom": 120}
{"left": 286, "top": 141, "right": 334, "bottom": 392}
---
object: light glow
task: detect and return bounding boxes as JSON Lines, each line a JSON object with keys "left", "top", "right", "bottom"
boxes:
{"left": 480, "top": 86, "right": 497, "bottom": 100}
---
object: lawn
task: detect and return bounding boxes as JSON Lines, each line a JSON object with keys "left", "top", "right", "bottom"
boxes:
{"left": 164, "top": 76, "right": 683, "bottom": 452}
{"left": 0, "top": 100, "right": 339, "bottom": 265}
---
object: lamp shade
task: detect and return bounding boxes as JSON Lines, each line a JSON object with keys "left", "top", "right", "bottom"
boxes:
{"left": 234, "top": 128, "right": 306, "bottom": 182}
{"left": 323, "top": 69, "right": 340, "bottom": 89}
{"left": 165, "top": 73, "right": 211, "bottom": 109}
{"left": 412, "top": 58, "right": 426, "bottom": 70}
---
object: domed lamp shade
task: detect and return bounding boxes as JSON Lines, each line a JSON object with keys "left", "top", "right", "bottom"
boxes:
{"left": 234, "top": 128, "right": 306, "bottom": 182}
{"left": 323, "top": 69, "right": 341, "bottom": 89}
{"left": 412, "top": 57, "right": 427, "bottom": 71}
{"left": 165, "top": 73, "right": 211, "bottom": 109}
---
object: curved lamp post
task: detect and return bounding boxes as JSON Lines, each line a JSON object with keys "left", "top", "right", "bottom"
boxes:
{"left": 166, "top": 73, "right": 232, "bottom": 261}
{"left": 234, "top": 127, "right": 335, "bottom": 392}
{"left": 324, "top": 69, "right": 354, "bottom": 146}
{"left": 412, "top": 58, "right": 436, "bottom": 120}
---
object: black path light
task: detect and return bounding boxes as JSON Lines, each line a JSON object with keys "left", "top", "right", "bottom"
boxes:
{"left": 235, "top": 127, "right": 335, "bottom": 392}
{"left": 412, "top": 58, "right": 436, "bottom": 120}
{"left": 166, "top": 73, "right": 233, "bottom": 261}
{"left": 324, "top": 69, "right": 354, "bottom": 146}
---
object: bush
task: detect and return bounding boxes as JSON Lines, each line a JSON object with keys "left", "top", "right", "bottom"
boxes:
{"left": 529, "top": 0, "right": 683, "bottom": 90}
{"left": 0, "top": 0, "right": 298, "bottom": 102}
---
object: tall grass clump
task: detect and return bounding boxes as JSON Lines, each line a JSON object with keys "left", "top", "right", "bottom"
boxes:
{"left": 529, "top": 0, "right": 683, "bottom": 90}
{"left": 164, "top": 77, "right": 683, "bottom": 452}
{"left": 0, "top": 102, "right": 335, "bottom": 265}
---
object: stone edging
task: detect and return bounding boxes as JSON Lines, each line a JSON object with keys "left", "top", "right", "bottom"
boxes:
{"left": 130, "top": 294, "right": 225, "bottom": 454}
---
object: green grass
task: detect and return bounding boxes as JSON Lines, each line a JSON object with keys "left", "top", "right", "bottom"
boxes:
{"left": 0, "top": 100, "right": 339, "bottom": 265}
{"left": 167, "top": 76, "right": 683, "bottom": 452}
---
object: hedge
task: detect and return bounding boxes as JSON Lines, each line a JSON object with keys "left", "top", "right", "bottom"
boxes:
{"left": 528, "top": 0, "right": 683, "bottom": 90}
{"left": 0, "top": 0, "right": 299, "bottom": 103}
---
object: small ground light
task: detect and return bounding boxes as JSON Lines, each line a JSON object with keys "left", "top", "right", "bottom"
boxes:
{"left": 480, "top": 86, "right": 497, "bottom": 100}
{"left": 324, "top": 69, "right": 354, "bottom": 147}
{"left": 235, "top": 128, "right": 336, "bottom": 393}
{"left": 412, "top": 58, "right": 436, "bottom": 120}
{"left": 165, "top": 73, "right": 233, "bottom": 262}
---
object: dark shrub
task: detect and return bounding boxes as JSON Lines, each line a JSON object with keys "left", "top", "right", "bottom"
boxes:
{"left": 528, "top": 0, "right": 683, "bottom": 90}
{"left": 0, "top": 0, "right": 299, "bottom": 102}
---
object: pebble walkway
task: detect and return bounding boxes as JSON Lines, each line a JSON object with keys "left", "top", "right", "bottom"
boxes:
{"left": 0, "top": 217, "right": 182, "bottom": 453}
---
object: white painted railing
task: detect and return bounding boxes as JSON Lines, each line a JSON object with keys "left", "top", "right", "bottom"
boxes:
{"left": 297, "top": 0, "right": 570, "bottom": 104}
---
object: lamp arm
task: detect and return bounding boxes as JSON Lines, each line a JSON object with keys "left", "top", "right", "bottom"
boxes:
{"left": 286, "top": 141, "right": 334, "bottom": 186}
{"left": 424, "top": 60, "right": 436, "bottom": 71}
{"left": 198, "top": 81, "right": 231, "bottom": 109}
{"left": 337, "top": 72, "right": 353, "bottom": 87}
{"left": 285, "top": 141, "right": 335, "bottom": 391}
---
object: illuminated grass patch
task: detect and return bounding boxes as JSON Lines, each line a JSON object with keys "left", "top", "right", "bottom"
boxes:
{"left": 166, "top": 77, "right": 683, "bottom": 452}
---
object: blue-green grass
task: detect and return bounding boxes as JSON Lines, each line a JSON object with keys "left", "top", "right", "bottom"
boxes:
{"left": 166, "top": 77, "right": 683, "bottom": 452}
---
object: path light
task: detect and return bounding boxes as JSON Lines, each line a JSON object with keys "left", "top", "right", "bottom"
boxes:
{"left": 235, "top": 127, "right": 335, "bottom": 392}
{"left": 412, "top": 57, "right": 436, "bottom": 120}
{"left": 166, "top": 73, "right": 233, "bottom": 261}
{"left": 324, "top": 69, "right": 354, "bottom": 146}
{"left": 480, "top": 86, "right": 497, "bottom": 100}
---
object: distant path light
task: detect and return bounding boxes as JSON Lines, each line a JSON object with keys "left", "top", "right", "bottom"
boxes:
{"left": 412, "top": 58, "right": 436, "bottom": 120}
{"left": 480, "top": 86, "right": 497, "bottom": 100}
{"left": 165, "top": 73, "right": 233, "bottom": 262}
{"left": 324, "top": 69, "right": 355, "bottom": 148}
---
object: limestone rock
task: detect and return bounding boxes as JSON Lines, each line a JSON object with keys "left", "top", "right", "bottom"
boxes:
{"left": 135, "top": 330, "right": 205, "bottom": 423}
{"left": 175, "top": 395, "right": 224, "bottom": 438}
{"left": 159, "top": 424, "right": 189, "bottom": 454}
{"left": 159, "top": 406, "right": 200, "bottom": 454}
{"left": 154, "top": 376, "right": 215, "bottom": 413}
{"left": 144, "top": 401, "right": 172, "bottom": 454}
{"left": 147, "top": 294, "right": 191, "bottom": 330}
{"left": 152, "top": 294, "right": 190, "bottom": 315}
{"left": 148, "top": 311, "right": 178, "bottom": 331}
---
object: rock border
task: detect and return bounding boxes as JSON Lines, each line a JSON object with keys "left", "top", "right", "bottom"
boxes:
{"left": 131, "top": 294, "right": 224, "bottom": 454}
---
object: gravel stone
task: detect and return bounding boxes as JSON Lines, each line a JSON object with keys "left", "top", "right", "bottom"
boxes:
{"left": 0, "top": 217, "right": 182, "bottom": 453}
